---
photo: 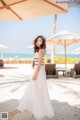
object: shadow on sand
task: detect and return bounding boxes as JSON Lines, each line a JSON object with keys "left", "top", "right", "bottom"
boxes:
{"left": 0, "top": 67, "right": 19, "bottom": 69}
{"left": 0, "top": 99, "right": 80, "bottom": 120}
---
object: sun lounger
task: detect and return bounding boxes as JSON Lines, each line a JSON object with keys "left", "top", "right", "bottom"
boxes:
{"left": 70, "top": 64, "right": 80, "bottom": 78}
{"left": 0, "top": 59, "right": 4, "bottom": 67}
{"left": 45, "top": 63, "right": 58, "bottom": 79}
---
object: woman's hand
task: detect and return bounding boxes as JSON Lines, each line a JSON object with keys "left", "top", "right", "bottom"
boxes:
{"left": 32, "top": 74, "right": 37, "bottom": 80}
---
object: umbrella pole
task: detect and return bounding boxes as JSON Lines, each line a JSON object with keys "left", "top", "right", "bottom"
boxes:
{"left": 51, "top": 15, "right": 57, "bottom": 63}
{"left": 51, "top": 45, "right": 55, "bottom": 63}
{"left": 64, "top": 44, "right": 67, "bottom": 77}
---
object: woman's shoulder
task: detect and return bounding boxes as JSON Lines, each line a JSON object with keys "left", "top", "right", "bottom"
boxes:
{"left": 38, "top": 49, "right": 46, "bottom": 56}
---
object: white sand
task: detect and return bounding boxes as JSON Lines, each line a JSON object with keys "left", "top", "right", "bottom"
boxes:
{"left": 0, "top": 64, "right": 80, "bottom": 120}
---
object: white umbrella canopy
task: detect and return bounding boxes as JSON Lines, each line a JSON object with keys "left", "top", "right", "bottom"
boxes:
{"left": 0, "top": 44, "right": 9, "bottom": 50}
{"left": 75, "top": 47, "right": 80, "bottom": 51}
{"left": 27, "top": 45, "right": 34, "bottom": 49}
{"left": 27, "top": 44, "right": 51, "bottom": 49}
{"left": 0, "top": 44, "right": 9, "bottom": 58}
{"left": 47, "top": 30, "right": 80, "bottom": 76}
{"left": 74, "top": 47, "right": 80, "bottom": 54}
{"left": 0, "top": 0, "right": 67, "bottom": 20}
{"left": 47, "top": 30, "right": 80, "bottom": 45}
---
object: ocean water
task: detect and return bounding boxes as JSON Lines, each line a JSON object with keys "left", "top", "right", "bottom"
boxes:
{"left": 0, "top": 53, "right": 80, "bottom": 59}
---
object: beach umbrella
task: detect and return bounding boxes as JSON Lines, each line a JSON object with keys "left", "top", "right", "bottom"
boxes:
{"left": 0, "top": 44, "right": 9, "bottom": 50}
{"left": 0, "top": 44, "right": 9, "bottom": 58}
{"left": 75, "top": 47, "right": 80, "bottom": 51}
{"left": 27, "top": 44, "right": 51, "bottom": 50}
{"left": 0, "top": 0, "right": 67, "bottom": 20}
{"left": 27, "top": 45, "right": 34, "bottom": 49}
{"left": 73, "top": 47, "right": 80, "bottom": 54}
{"left": 47, "top": 30, "right": 80, "bottom": 76}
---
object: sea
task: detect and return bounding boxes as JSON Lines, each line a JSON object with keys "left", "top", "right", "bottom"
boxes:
{"left": 0, "top": 53, "right": 80, "bottom": 59}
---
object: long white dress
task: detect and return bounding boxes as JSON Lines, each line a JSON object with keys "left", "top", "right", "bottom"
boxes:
{"left": 17, "top": 52, "right": 54, "bottom": 120}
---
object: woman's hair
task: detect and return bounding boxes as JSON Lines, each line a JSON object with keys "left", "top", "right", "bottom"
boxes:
{"left": 33, "top": 35, "right": 46, "bottom": 53}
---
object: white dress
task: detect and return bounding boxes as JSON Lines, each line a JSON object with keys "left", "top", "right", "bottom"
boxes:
{"left": 17, "top": 52, "right": 54, "bottom": 120}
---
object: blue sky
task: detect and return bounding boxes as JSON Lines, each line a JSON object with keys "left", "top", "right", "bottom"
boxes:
{"left": 0, "top": 6, "right": 80, "bottom": 54}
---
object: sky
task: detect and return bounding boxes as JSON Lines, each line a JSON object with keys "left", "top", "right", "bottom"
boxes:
{"left": 0, "top": 6, "right": 80, "bottom": 54}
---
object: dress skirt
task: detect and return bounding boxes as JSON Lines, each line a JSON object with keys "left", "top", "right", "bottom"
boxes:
{"left": 17, "top": 65, "right": 54, "bottom": 119}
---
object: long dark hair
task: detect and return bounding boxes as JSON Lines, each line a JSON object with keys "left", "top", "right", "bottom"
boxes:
{"left": 33, "top": 35, "right": 46, "bottom": 53}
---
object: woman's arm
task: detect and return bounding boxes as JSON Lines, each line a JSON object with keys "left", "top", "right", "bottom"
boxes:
{"left": 32, "top": 49, "right": 45, "bottom": 80}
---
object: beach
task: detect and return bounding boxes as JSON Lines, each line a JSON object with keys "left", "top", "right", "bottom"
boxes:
{"left": 0, "top": 64, "right": 80, "bottom": 120}
{"left": 0, "top": 1, "right": 80, "bottom": 120}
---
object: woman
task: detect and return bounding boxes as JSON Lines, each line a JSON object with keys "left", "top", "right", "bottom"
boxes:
{"left": 17, "top": 35, "right": 54, "bottom": 120}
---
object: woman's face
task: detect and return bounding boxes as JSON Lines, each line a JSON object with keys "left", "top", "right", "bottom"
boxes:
{"left": 36, "top": 37, "right": 42, "bottom": 47}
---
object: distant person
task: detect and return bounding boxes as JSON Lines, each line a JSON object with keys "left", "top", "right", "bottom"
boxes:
{"left": 16, "top": 35, "right": 54, "bottom": 119}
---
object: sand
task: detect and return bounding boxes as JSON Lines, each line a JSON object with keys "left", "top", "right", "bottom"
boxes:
{"left": 0, "top": 64, "right": 80, "bottom": 120}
